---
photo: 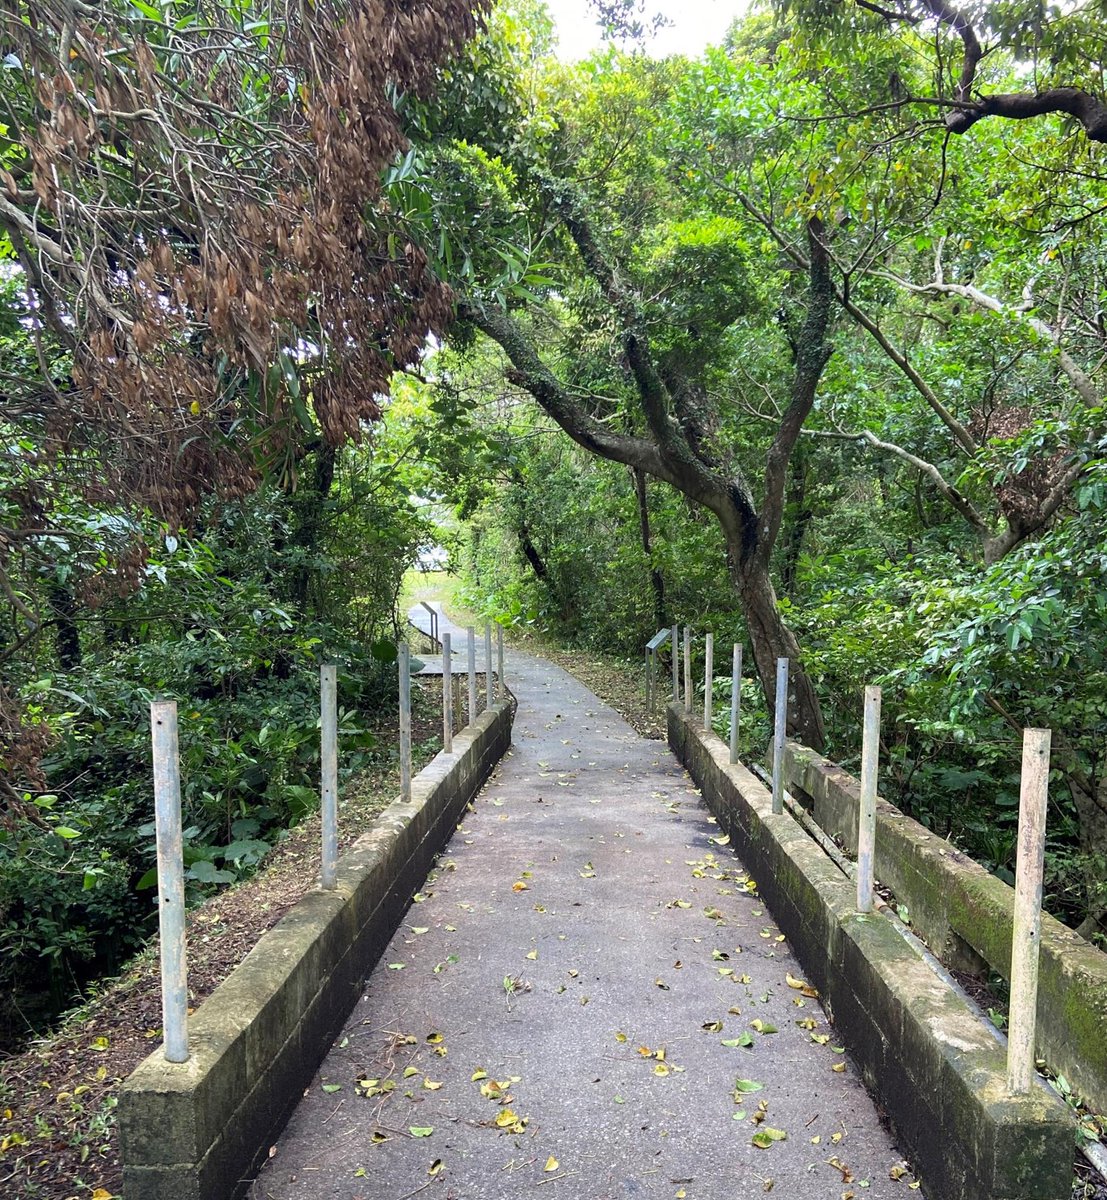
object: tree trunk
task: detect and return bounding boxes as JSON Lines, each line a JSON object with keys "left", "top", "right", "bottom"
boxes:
{"left": 632, "top": 468, "right": 666, "bottom": 630}
{"left": 734, "top": 553, "right": 826, "bottom": 751}
{"left": 779, "top": 448, "right": 812, "bottom": 601}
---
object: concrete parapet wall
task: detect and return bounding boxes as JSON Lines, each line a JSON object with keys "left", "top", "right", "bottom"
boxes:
{"left": 120, "top": 700, "right": 514, "bottom": 1200}
{"left": 669, "top": 705, "right": 1074, "bottom": 1200}
{"left": 781, "top": 739, "right": 1107, "bottom": 1118}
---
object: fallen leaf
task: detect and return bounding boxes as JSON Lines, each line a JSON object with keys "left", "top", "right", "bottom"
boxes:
{"left": 411, "top": 926, "right": 430, "bottom": 935}
{"left": 429, "top": 1159, "right": 444, "bottom": 1177}
{"left": 653, "top": 1063, "right": 670, "bottom": 1076}
{"left": 423, "top": 1079, "right": 443, "bottom": 1091}
{"left": 733, "top": 1078, "right": 764, "bottom": 1095}
{"left": 371, "top": 1130, "right": 388, "bottom": 1144}
{"left": 321, "top": 1083, "right": 341, "bottom": 1094}
{"left": 831, "top": 1062, "right": 846, "bottom": 1073}
{"left": 513, "top": 882, "right": 528, "bottom": 891}
{"left": 750, "top": 1020, "right": 777, "bottom": 1035}
{"left": 526, "top": 950, "right": 538, "bottom": 961}
{"left": 403, "top": 1066, "right": 420, "bottom": 1078}
{"left": 722, "top": 1033, "right": 754, "bottom": 1048}
{"left": 752, "top": 1127, "right": 787, "bottom": 1148}
{"left": 545, "top": 1156, "right": 560, "bottom": 1172}
{"left": 702, "top": 1021, "right": 723, "bottom": 1033}
{"left": 409, "top": 1126, "right": 434, "bottom": 1138}
{"left": 890, "top": 1163, "right": 909, "bottom": 1181}
{"left": 615, "top": 1031, "right": 628, "bottom": 1042}
{"left": 655, "top": 978, "right": 670, "bottom": 990}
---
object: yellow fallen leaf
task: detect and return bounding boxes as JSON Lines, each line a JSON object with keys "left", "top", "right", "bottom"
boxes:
{"left": 545, "top": 1155, "right": 559, "bottom": 1172}
{"left": 653, "top": 1063, "right": 670, "bottom": 1076}
{"left": 615, "top": 1031, "right": 628, "bottom": 1042}
{"left": 526, "top": 950, "right": 538, "bottom": 961}
{"left": 513, "top": 881, "right": 528, "bottom": 891}
{"left": 429, "top": 1159, "right": 444, "bottom": 1176}
{"left": 471, "top": 1069, "right": 488, "bottom": 1081}
{"left": 91, "top": 1192, "right": 115, "bottom": 1200}
{"left": 831, "top": 1062, "right": 846, "bottom": 1073}
{"left": 785, "top": 973, "right": 808, "bottom": 990}
{"left": 423, "top": 1079, "right": 443, "bottom": 1090}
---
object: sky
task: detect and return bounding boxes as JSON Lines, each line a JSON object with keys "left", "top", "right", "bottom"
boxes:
{"left": 543, "top": 0, "right": 741, "bottom": 61}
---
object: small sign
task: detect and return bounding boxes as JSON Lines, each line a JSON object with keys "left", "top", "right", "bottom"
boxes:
{"left": 646, "top": 628, "right": 671, "bottom": 652}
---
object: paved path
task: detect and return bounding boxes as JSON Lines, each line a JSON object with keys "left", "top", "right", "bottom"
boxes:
{"left": 250, "top": 616, "right": 917, "bottom": 1199}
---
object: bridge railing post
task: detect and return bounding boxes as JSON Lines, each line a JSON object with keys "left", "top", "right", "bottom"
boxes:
{"left": 683, "top": 626, "right": 692, "bottom": 714}
{"left": 703, "top": 632, "right": 714, "bottom": 732}
{"left": 484, "top": 622, "right": 493, "bottom": 713}
{"left": 497, "top": 624, "right": 505, "bottom": 700}
{"left": 442, "top": 631, "right": 453, "bottom": 753}
{"left": 467, "top": 626, "right": 477, "bottom": 726}
{"left": 151, "top": 700, "right": 189, "bottom": 1063}
{"left": 856, "top": 685, "right": 881, "bottom": 913}
{"left": 1007, "top": 728, "right": 1051, "bottom": 1095}
{"left": 729, "top": 644, "right": 742, "bottom": 765}
{"left": 771, "top": 657, "right": 788, "bottom": 816}
{"left": 320, "top": 665, "right": 338, "bottom": 890}
{"left": 399, "top": 642, "right": 412, "bottom": 803}
{"left": 671, "top": 625, "right": 679, "bottom": 701}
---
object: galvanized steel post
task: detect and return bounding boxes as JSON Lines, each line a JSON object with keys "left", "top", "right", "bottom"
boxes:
{"left": 320, "top": 665, "right": 338, "bottom": 889}
{"left": 683, "top": 626, "right": 692, "bottom": 714}
{"left": 441, "top": 631, "right": 453, "bottom": 753}
{"left": 484, "top": 623, "right": 493, "bottom": 712}
{"left": 771, "top": 657, "right": 788, "bottom": 816}
{"left": 729, "top": 644, "right": 742, "bottom": 765}
{"left": 856, "top": 686, "right": 882, "bottom": 913}
{"left": 497, "top": 624, "right": 505, "bottom": 700}
{"left": 467, "top": 626, "right": 477, "bottom": 726}
{"left": 671, "top": 625, "right": 679, "bottom": 700}
{"left": 703, "top": 632, "right": 714, "bottom": 732}
{"left": 150, "top": 700, "right": 188, "bottom": 1063}
{"left": 399, "top": 642, "right": 412, "bottom": 803}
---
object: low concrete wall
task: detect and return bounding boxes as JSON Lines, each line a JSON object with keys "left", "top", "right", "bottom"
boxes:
{"left": 782, "top": 740, "right": 1107, "bottom": 1117}
{"left": 120, "top": 700, "right": 514, "bottom": 1200}
{"left": 669, "top": 705, "right": 1074, "bottom": 1200}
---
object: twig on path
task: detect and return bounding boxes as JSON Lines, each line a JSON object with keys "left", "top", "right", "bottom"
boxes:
{"left": 397, "top": 1180, "right": 435, "bottom": 1200}
{"left": 536, "top": 1172, "right": 579, "bottom": 1186}
{"left": 322, "top": 1099, "right": 345, "bottom": 1125}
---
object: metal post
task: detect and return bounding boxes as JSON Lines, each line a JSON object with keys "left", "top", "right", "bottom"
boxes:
{"left": 485, "top": 622, "right": 493, "bottom": 712}
{"left": 729, "top": 644, "right": 742, "bottom": 765}
{"left": 453, "top": 674, "right": 462, "bottom": 735}
{"left": 683, "top": 626, "right": 692, "bottom": 713}
{"left": 771, "top": 657, "right": 789, "bottom": 816}
{"left": 442, "top": 631, "right": 453, "bottom": 754}
{"left": 646, "top": 650, "right": 653, "bottom": 714}
{"left": 399, "top": 642, "right": 412, "bottom": 803}
{"left": 1007, "top": 728, "right": 1051, "bottom": 1095}
{"left": 320, "top": 665, "right": 338, "bottom": 890}
{"left": 856, "top": 686, "right": 882, "bottom": 913}
{"left": 703, "top": 632, "right": 714, "bottom": 732}
{"left": 671, "top": 625, "right": 679, "bottom": 700}
{"left": 467, "top": 626, "right": 477, "bottom": 726}
{"left": 151, "top": 700, "right": 188, "bottom": 1063}
{"left": 497, "top": 624, "right": 504, "bottom": 700}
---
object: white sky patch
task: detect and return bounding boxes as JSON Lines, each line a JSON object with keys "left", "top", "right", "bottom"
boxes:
{"left": 543, "top": 0, "right": 743, "bottom": 61}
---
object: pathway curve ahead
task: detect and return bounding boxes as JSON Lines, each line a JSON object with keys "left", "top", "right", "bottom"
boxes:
{"left": 250, "top": 617, "right": 916, "bottom": 1199}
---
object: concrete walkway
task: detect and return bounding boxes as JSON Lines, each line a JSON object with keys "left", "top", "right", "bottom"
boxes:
{"left": 249, "top": 616, "right": 917, "bottom": 1199}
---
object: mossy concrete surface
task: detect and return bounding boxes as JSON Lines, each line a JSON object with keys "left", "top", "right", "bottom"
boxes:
{"left": 119, "top": 699, "right": 514, "bottom": 1200}
{"left": 670, "top": 705, "right": 1074, "bottom": 1200}
{"left": 782, "top": 739, "right": 1107, "bottom": 1118}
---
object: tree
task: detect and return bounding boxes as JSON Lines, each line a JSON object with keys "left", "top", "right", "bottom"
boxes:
{"left": 778, "top": 0, "right": 1107, "bottom": 143}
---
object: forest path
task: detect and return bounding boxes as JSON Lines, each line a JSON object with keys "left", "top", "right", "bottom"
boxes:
{"left": 249, "top": 618, "right": 916, "bottom": 1199}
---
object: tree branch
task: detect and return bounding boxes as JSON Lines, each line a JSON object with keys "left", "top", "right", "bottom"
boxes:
{"left": 869, "top": 268, "right": 1101, "bottom": 408}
